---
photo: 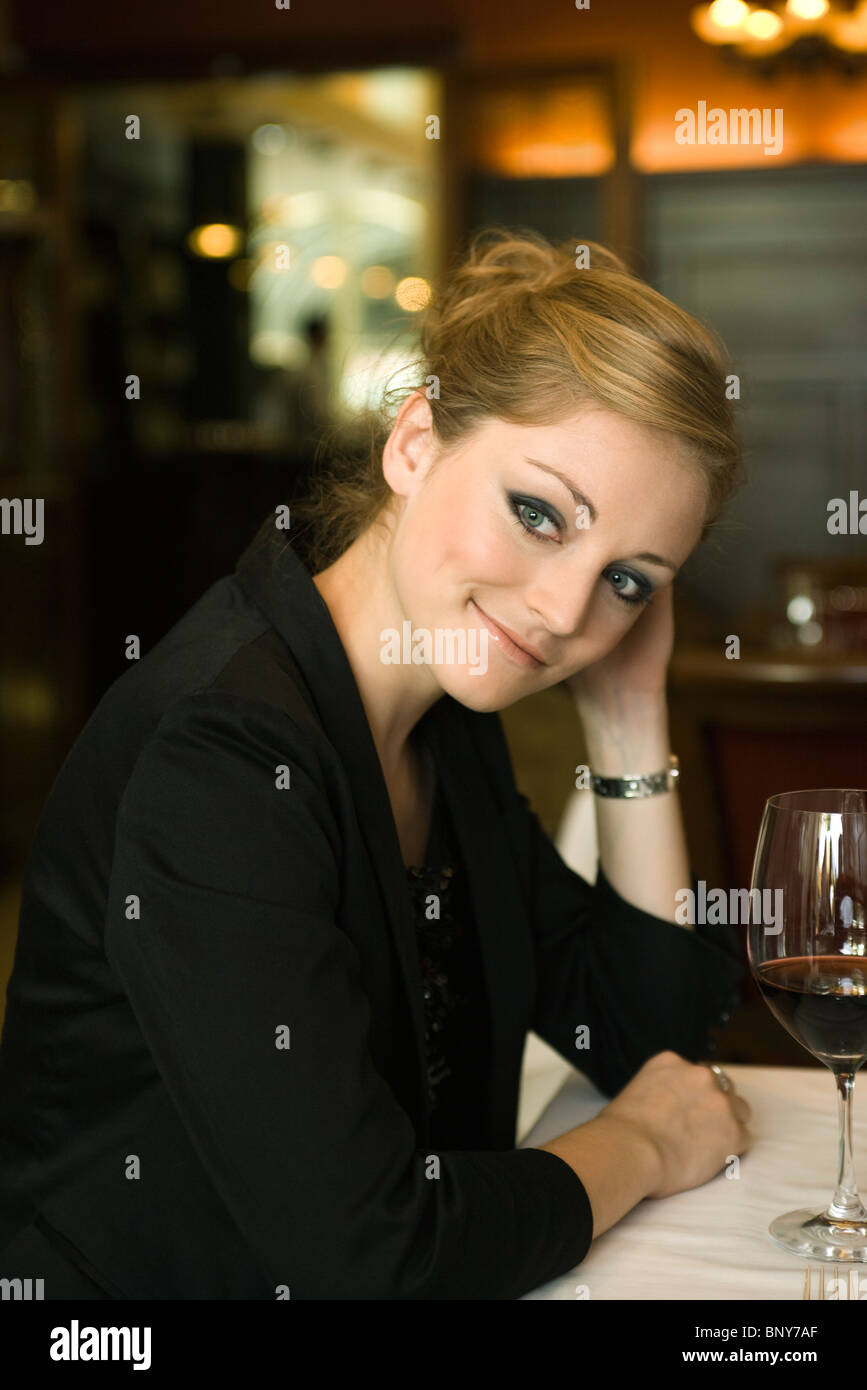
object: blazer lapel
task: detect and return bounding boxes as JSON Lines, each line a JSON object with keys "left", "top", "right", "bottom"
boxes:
{"left": 234, "top": 528, "right": 430, "bottom": 1119}
{"left": 424, "top": 699, "right": 536, "bottom": 1144}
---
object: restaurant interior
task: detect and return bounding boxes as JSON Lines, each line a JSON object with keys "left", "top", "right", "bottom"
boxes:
{"left": 1, "top": 0, "right": 866, "bottom": 1139}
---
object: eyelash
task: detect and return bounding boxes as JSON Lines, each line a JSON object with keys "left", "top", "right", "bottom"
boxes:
{"left": 507, "top": 494, "right": 654, "bottom": 609}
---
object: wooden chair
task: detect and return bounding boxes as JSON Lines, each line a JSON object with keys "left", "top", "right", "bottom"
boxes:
{"left": 667, "top": 643, "right": 867, "bottom": 1065}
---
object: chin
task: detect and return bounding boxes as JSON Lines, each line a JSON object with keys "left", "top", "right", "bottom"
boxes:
{"left": 435, "top": 665, "right": 546, "bottom": 714}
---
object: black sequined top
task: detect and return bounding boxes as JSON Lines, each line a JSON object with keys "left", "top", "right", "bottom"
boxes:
{"left": 405, "top": 780, "right": 490, "bottom": 1150}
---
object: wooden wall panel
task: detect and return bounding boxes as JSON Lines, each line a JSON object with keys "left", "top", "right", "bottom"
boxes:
{"left": 645, "top": 166, "right": 867, "bottom": 630}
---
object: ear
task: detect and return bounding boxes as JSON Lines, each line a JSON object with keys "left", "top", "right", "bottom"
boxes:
{"left": 382, "top": 389, "right": 435, "bottom": 499}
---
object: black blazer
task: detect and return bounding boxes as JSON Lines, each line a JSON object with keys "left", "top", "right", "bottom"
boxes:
{"left": 0, "top": 518, "right": 743, "bottom": 1300}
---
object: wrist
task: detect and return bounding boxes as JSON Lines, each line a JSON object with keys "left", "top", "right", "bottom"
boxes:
{"left": 581, "top": 712, "right": 672, "bottom": 780}
{"left": 593, "top": 1110, "right": 663, "bottom": 1199}
{"left": 575, "top": 687, "right": 669, "bottom": 727}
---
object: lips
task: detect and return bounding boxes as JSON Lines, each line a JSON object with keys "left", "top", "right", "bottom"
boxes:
{"left": 470, "top": 600, "right": 547, "bottom": 667}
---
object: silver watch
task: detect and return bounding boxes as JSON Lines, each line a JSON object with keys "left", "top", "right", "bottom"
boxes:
{"left": 590, "top": 753, "right": 680, "bottom": 799}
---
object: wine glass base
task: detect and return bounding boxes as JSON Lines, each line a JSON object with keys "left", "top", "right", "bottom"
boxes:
{"left": 769, "top": 1208, "right": 867, "bottom": 1261}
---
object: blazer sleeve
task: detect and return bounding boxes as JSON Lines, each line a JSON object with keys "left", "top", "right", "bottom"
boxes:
{"left": 506, "top": 784, "right": 745, "bottom": 1097}
{"left": 105, "top": 690, "right": 593, "bottom": 1300}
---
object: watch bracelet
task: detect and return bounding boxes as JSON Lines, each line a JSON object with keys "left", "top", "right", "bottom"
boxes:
{"left": 590, "top": 754, "right": 680, "bottom": 799}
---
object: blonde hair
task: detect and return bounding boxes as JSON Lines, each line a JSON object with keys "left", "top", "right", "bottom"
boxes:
{"left": 292, "top": 227, "right": 745, "bottom": 574}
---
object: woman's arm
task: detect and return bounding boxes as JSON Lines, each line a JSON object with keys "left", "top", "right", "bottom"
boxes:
{"left": 576, "top": 691, "right": 692, "bottom": 928}
{"left": 535, "top": 1110, "right": 662, "bottom": 1240}
{"left": 567, "top": 582, "right": 693, "bottom": 927}
{"left": 472, "top": 701, "right": 742, "bottom": 1099}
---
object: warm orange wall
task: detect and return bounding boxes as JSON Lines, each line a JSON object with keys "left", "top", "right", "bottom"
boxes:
{"left": 10, "top": 0, "right": 867, "bottom": 166}
{"left": 461, "top": 0, "right": 867, "bottom": 168}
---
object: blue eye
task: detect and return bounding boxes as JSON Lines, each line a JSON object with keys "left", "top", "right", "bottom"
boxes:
{"left": 507, "top": 492, "right": 653, "bottom": 609}
{"left": 508, "top": 495, "right": 561, "bottom": 541}
{"left": 606, "top": 569, "right": 653, "bottom": 609}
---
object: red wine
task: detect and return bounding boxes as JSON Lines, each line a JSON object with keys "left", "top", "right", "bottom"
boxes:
{"left": 757, "top": 955, "right": 867, "bottom": 1069}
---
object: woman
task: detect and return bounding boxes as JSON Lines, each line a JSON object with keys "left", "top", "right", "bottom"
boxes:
{"left": 0, "top": 229, "right": 750, "bottom": 1300}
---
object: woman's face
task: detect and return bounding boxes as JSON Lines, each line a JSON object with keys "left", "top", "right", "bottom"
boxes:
{"left": 382, "top": 395, "right": 709, "bottom": 712}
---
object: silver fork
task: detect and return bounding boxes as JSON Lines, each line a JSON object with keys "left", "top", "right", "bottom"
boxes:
{"left": 803, "top": 1264, "right": 852, "bottom": 1298}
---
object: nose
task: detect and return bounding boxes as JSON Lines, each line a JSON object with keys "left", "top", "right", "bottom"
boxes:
{"left": 522, "top": 556, "right": 598, "bottom": 639}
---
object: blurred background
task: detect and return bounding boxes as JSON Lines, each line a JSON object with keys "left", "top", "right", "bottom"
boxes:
{"left": 1, "top": 0, "right": 866, "bottom": 1118}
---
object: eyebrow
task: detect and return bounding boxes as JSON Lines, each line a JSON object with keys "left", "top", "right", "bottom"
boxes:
{"left": 523, "top": 456, "right": 679, "bottom": 573}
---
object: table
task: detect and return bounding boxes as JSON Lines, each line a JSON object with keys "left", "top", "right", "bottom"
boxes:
{"left": 519, "top": 1064, "right": 867, "bottom": 1300}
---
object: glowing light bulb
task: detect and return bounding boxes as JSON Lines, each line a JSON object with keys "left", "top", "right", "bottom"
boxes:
{"left": 744, "top": 8, "right": 785, "bottom": 38}
{"left": 707, "top": 0, "right": 751, "bottom": 27}
{"left": 787, "top": 595, "right": 815, "bottom": 625}
{"left": 394, "top": 276, "right": 431, "bottom": 312}
{"left": 310, "top": 255, "right": 347, "bottom": 289}
{"left": 786, "top": 0, "right": 829, "bottom": 20}
{"left": 187, "top": 224, "right": 244, "bottom": 259}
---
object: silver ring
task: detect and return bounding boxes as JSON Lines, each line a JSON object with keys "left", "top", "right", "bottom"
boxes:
{"left": 708, "top": 1063, "right": 732, "bottom": 1095}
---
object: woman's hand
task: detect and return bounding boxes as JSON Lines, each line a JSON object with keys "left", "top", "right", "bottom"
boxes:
{"left": 566, "top": 582, "right": 675, "bottom": 713}
{"left": 535, "top": 1051, "right": 752, "bottom": 1238}
{"left": 600, "top": 1050, "right": 752, "bottom": 1200}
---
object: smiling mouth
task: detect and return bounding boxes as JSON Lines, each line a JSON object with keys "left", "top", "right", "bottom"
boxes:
{"left": 470, "top": 600, "right": 547, "bottom": 668}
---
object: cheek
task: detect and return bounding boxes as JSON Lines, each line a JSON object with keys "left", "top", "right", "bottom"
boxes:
{"left": 442, "top": 488, "right": 526, "bottom": 584}
{"left": 402, "top": 479, "right": 513, "bottom": 583}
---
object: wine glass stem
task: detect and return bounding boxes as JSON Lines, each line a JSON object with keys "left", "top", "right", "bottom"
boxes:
{"left": 827, "top": 1071, "right": 867, "bottom": 1222}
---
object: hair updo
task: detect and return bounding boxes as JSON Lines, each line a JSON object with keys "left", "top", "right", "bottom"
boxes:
{"left": 292, "top": 226, "right": 745, "bottom": 575}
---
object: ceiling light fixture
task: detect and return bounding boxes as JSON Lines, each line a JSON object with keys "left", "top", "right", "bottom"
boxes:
{"left": 691, "top": 0, "right": 867, "bottom": 72}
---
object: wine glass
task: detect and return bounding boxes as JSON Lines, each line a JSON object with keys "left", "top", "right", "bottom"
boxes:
{"left": 748, "top": 788, "right": 867, "bottom": 1261}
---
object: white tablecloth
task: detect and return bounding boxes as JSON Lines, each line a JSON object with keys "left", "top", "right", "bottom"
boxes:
{"left": 519, "top": 1064, "right": 867, "bottom": 1300}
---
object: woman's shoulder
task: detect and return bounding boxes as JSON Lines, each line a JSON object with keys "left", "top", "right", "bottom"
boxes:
{"left": 204, "top": 625, "right": 322, "bottom": 736}
{"left": 104, "top": 615, "right": 339, "bottom": 842}
{"left": 111, "top": 679, "right": 343, "bottom": 912}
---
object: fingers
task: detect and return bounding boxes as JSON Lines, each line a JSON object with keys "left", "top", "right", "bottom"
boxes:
{"left": 701, "top": 1061, "right": 752, "bottom": 1125}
